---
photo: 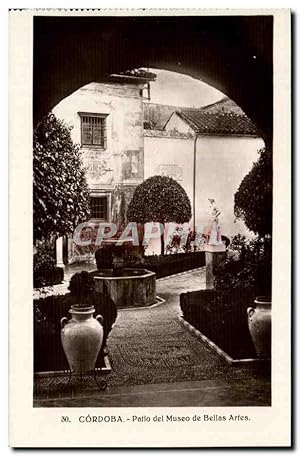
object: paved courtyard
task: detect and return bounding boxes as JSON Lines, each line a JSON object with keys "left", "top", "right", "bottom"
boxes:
{"left": 34, "top": 267, "right": 271, "bottom": 407}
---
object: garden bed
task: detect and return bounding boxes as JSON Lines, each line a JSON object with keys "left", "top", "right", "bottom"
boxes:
{"left": 180, "top": 288, "right": 258, "bottom": 361}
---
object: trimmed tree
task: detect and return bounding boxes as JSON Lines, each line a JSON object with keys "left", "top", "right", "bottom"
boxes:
{"left": 127, "top": 175, "right": 192, "bottom": 255}
{"left": 33, "top": 113, "right": 91, "bottom": 242}
{"left": 234, "top": 147, "right": 272, "bottom": 238}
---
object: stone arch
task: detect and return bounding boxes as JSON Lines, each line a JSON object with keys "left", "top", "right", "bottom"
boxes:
{"left": 34, "top": 15, "right": 273, "bottom": 149}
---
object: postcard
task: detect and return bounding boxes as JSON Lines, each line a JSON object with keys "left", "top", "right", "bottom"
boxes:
{"left": 9, "top": 8, "right": 291, "bottom": 447}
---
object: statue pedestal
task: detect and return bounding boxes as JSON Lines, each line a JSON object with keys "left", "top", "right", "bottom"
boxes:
{"left": 204, "top": 244, "right": 226, "bottom": 289}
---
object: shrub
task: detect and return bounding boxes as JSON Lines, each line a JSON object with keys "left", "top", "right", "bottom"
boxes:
{"left": 234, "top": 147, "right": 272, "bottom": 237}
{"left": 165, "top": 227, "right": 204, "bottom": 254}
{"left": 34, "top": 267, "right": 64, "bottom": 288}
{"left": 34, "top": 241, "right": 64, "bottom": 287}
{"left": 127, "top": 175, "right": 192, "bottom": 255}
{"left": 68, "top": 271, "right": 96, "bottom": 305}
{"left": 143, "top": 251, "right": 205, "bottom": 279}
{"left": 165, "top": 227, "right": 230, "bottom": 254}
{"left": 214, "top": 234, "right": 272, "bottom": 296}
{"left": 33, "top": 112, "right": 90, "bottom": 242}
{"left": 95, "top": 242, "right": 143, "bottom": 270}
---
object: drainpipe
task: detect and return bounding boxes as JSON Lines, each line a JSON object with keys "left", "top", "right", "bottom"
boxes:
{"left": 193, "top": 134, "right": 198, "bottom": 232}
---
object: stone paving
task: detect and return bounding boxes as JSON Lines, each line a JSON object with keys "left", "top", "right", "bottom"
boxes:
{"left": 34, "top": 267, "right": 271, "bottom": 406}
{"left": 34, "top": 377, "right": 271, "bottom": 407}
{"left": 104, "top": 268, "right": 269, "bottom": 387}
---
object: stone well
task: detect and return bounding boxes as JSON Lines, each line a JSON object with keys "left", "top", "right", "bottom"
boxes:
{"left": 93, "top": 268, "right": 156, "bottom": 308}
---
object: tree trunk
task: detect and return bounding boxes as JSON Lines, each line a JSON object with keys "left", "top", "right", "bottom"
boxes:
{"left": 160, "top": 229, "right": 165, "bottom": 256}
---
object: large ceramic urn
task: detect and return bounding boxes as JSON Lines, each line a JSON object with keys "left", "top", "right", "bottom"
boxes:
{"left": 247, "top": 297, "right": 271, "bottom": 359}
{"left": 61, "top": 305, "right": 103, "bottom": 374}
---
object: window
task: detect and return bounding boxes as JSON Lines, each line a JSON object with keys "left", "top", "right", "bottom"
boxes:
{"left": 90, "top": 196, "right": 108, "bottom": 220}
{"left": 80, "top": 113, "right": 107, "bottom": 148}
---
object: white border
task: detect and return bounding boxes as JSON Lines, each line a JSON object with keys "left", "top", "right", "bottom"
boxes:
{"left": 7, "top": 8, "right": 292, "bottom": 448}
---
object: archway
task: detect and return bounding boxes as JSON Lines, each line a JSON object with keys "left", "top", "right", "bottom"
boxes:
{"left": 34, "top": 15, "right": 273, "bottom": 150}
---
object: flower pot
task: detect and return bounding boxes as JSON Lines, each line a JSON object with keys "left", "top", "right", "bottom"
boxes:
{"left": 61, "top": 305, "right": 103, "bottom": 374}
{"left": 247, "top": 296, "right": 271, "bottom": 359}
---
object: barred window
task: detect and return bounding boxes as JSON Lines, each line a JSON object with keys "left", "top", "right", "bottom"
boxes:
{"left": 80, "top": 113, "right": 107, "bottom": 148}
{"left": 90, "top": 196, "right": 108, "bottom": 220}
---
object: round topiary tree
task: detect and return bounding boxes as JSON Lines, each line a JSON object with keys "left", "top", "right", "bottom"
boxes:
{"left": 33, "top": 112, "right": 91, "bottom": 242}
{"left": 234, "top": 147, "right": 272, "bottom": 238}
{"left": 127, "top": 175, "right": 192, "bottom": 255}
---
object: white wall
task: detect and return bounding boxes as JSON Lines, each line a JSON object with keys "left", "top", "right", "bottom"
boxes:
{"left": 53, "top": 82, "right": 144, "bottom": 190}
{"left": 144, "top": 133, "right": 194, "bottom": 203}
{"left": 144, "top": 132, "right": 265, "bottom": 253}
{"left": 195, "top": 135, "right": 265, "bottom": 237}
{"left": 144, "top": 133, "right": 194, "bottom": 254}
{"left": 165, "top": 112, "right": 194, "bottom": 135}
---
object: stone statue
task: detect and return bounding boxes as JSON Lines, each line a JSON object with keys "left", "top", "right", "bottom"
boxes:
{"left": 208, "top": 199, "right": 223, "bottom": 246}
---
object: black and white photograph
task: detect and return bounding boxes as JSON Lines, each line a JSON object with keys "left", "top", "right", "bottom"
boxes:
{"left": 9, "top": 8, "right": 291, "bottom": 447}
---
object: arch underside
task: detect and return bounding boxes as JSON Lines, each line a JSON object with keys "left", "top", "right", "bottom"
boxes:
{"left": 34, "top": 15, "right": 273, "bottom": 148}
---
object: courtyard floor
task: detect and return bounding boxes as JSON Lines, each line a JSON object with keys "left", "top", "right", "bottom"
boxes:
{"left": 34, "top": 267, "right": 271, "bottom": 407}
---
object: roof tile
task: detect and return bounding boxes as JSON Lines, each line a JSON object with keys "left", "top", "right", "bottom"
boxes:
{"left": 176, "top": 109, "right": 259, "bottom": 136}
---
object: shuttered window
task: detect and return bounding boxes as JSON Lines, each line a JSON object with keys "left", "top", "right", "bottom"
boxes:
{"left": 80, "top": 113, "right": 107, "bottom": 148}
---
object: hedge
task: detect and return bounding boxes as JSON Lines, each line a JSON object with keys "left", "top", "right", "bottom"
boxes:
{"left": 143, "top": 251, "right": 205, "bottom": 278}
{"left": 180, "top": 287, "right": 257, "bottom": 359}
{"left": 34, "top": 266, "right": 64, "bottom": 288}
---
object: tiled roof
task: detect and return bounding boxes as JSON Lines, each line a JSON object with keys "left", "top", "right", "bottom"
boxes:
{"left": 201, "top": 96, "right": 246, "bottom": 115}
{"left": 175, "top": 109, "right": 259, "bottom": 136}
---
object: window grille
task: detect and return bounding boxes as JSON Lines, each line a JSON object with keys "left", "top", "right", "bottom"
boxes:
{"left": 80, "top": 114, "right": 107, "bottom": 148}
{"left": 90, "top": 196, "right": 108, "bottom": 220}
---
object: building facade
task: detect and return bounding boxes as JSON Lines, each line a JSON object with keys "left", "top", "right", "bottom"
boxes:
{"left": 53, "top": 78, "right": 150, "bottom": 225}
{"left": 158, "top": 106, "right": 265, "bottom": 236}
{"left": 53, "top": 82, "right": 264, "bottom": 263}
